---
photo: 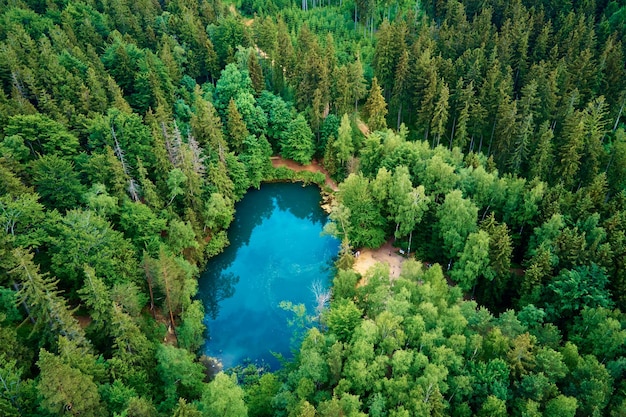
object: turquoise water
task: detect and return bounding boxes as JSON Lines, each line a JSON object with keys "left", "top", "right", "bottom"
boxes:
{"left": 197, "top": 183, "right": 340, "bottom": 369}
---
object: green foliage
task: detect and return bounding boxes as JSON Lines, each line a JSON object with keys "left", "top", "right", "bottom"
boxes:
{"left": 0, "top": 0, "right": 625, "bottom": 415}
{"left": 156, "top": 344, "right": 206, "bottom": 410}
{"left": 30, "top": 155, "right": 86, "bottom": 212}
{"left": 177, "top": 300, "right": 207, "bottom": 353}
{"left": 280, "top": 114, "right": 315, "bottom": 165}
{"left": 37, "top": 348, "right": 105, "bottom": 417}
{"left": 200, "top": 372, "right": 248, "bottom": 417}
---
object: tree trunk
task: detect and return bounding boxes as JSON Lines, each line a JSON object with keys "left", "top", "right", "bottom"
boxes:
{"left": 161, "top": 268, "right": 178, "bottom": 339}
{"left": 407, "top": 230, "right": 413, "bottom": 255}
{"left": 449, "top": 116, "right": 456, "bottom": 149}
{"left": 143, "top": 262, "right": 157, "bottom": 319}
{"left": 397, "top": 102, "right": 403, "bottom": 130}
{"left": 487, "top": 119, "right": 496, "bottom": 156}
{"left": 613, "top": 99, "right": 624, "bottom": 132}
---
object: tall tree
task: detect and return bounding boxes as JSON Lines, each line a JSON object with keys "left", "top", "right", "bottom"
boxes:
{"left": 248, "top": 50, "right": 265, "bottom": 96}
{"left": 226, "top": 98, "right": 250, "bottom": 153}
{"left": 335, "top": 114, "right": 354, "bottom": 167}
{"left": 436, "top": 190, "right": 478, "bottom": 260}
{"left": 364, "top": 77, "right": 388, "bottom": 132}
{"left": 37, "top": 349, "right": 104, "bottom": 417}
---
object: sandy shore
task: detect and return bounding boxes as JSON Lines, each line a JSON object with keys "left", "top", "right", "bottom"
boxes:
{"left": 353, "top": 240, "right": 407, "bottom": 280}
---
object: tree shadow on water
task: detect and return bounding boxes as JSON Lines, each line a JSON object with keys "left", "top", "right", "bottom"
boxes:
{"left": 198, "top": 271, "right": 240, "bottom": 319}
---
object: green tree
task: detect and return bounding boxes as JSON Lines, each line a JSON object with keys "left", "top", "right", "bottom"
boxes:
{"left": 30, "top": 155, "right": 86, "bottom": 212}
{"left": 543, "top": 395, "right": 577, "bottom": 417}
{"left": 326, "top": 299, "right": 363, "bottom": 342}
{"left": 364, "top": 77, "right": 388, "bottom": 132}
{"left": 143, "top": 247, "right": 195, "bottom": 329}
{"left": 335, "top": 114, "right": 354, "bottom": 167}
{"left": 280, "top": 114, "right": 315, "bottom": 165}
{"left": 190, "top": 88, "right": 227, "bottom": 153}
{"left": 10, "top": 248, "right": 88, "bottom": 347}
{"left": 248, "top": 50, "right": 265, "bottom": 95}
{"left": 227, "top": 98, "right": 250, "bottom": 153}
{"left": 4, "top": 113, "right": 79, "bottom": 159}
{"left": 77, "top": 266, "right": 111, "bottom": 331}
{"left": 156, "top": 344, "right": 205, "bottom": 410}
{"left": 430, "top": 81, "right": 450, "bottom": 147}
{"left": 37, "top": 348, "right": 104, "bottom": 417}
{"left": 201, "top": 372, "right": 248, "bottom": 417}
{"left": 450, "top": 230, "right": 491, "bottom": 292}
{"left": 48, "top": 209, "right": 138, "bottom": 291}
{"left": 436, "top": 190, "right": 478, "bottom": 260}
{"left": 172, "top": 398, "right": 203, "bottom": 417}
{"left": 338, "top": 173, "right": 387, "bottom": 248}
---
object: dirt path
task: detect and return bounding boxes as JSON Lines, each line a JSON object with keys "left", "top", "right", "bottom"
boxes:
{"left": 271, "top": 157, "right": 339, "bottom": 191}
{"left": 353, "top": 240, "right": 407, "bottom": 280}
{"left": 356, "top": 118, "right": 370, "bottom": 137}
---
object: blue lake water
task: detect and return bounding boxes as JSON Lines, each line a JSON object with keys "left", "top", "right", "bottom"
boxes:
{"left": 197, "top": 182, "right": 340, "bottom": 369}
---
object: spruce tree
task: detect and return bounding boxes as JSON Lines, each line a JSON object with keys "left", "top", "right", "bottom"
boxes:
{"left": 248, "top": 50, "right": 265, "bottom": 95}
{"left": 364, "top": 77, "right": 388, "bottom": 132}
{"left": 226, "top": 98, "right": 250, "bottom": 153}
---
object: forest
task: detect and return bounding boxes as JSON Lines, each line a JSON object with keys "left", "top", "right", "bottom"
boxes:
{"left": 0, "top": 0, "right": 625, "bottom": 415}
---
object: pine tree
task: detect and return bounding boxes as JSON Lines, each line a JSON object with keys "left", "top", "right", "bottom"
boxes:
{"left": 10, "top": 248, "right": 88, "bottom": 347}
{"left": 364, "top": 77, "right": 388, "bottom": 132}
{"left": 190, "top": 86, "right": 227, "bottom": 155}
{"left": 248, "top": 49, "right": 265, "bottom": 95}
{"left": 431, "top": 81, "right": 450, "bottom": 147}
{"left": 508, "top": 80, "right": 539, "bottom": 175}
{"left": 348, "top": 56, "right": 368, "bottom": 113}
{"left": 558, "top": 110, "right": 585, "bottom": 189}
{"left": 492, "top": 87, "right": 518, "bottom": 170}
{"left": 412, "top": 48, "right": 438, "bottom": 140}
{"left": 332, "top": 65, "right": 351, "bottom": 116}
{"left": 226, "top": 98, "right": 249, "bottom": 153}
{"left": 391, "top": 49, "right": 410, "bottom": 129}
{"left": 37, "top": 349, "right": 105, "bottom": 417}
{"left": 77, "top": 266, "right": 111, "bottom": 331}
{"left": 580, "top": 97, "right": 609, "bottom": 185}
{"left": 529, "top": 122, "right": 555, "bottom": 182}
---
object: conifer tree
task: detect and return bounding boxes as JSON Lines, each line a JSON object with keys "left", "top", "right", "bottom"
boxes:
{"left": 335, "top": 114, "right": 354, "bottom": 167}
{"left": 248, "top": 49, "right": 265, "bottom": 95}
{"left": 190, "top": 87, "right": 227, "bottom": 155}
{"left": 348, "top": 56, "right": 368, "bottom": 113}
{"left": 558, "top": 110, "right": 585, "bottom": 189}
{"left": 364, "top": 77, "right": 388, "bottom": 132}
{"left": 529, "top": 122, "right": 554, "bottom": 182}
{"left": 226, "top": 98, "right": 250, "bottom": 153}
{"left": 431, "top": 81, "right": 450, "bottom": 147}
{"left": 37, "top": 349, "right": 104, "bottom": 417}
{"left": 451, "top": 78, "right": 471, "bottom": 150}
{"left": 10, "top": 248, "right": 88, "bottom": 347}
{"left": 77, "top": 266, "right": 111, "bottom": 331}
{"left": 391, "top": 49, "right": 410, "bottom": 129}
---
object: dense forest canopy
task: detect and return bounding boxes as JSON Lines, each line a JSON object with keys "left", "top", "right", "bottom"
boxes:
{"left": 0, "top": 0, "right": 626, "bottom": 415}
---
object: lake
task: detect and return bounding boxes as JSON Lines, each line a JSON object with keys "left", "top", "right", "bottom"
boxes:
{"left": 197, "top": 182, "right": 340, "bottom": 369}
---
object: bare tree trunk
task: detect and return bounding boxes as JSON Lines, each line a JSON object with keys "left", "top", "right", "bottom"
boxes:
{"left": 407, "top": 230, "right": 413, "bottom": 255}
{"left": 613, "top": 99, "right": 625, "bottom": 132}
{"left": 162, "top": 267, "right": 177, "bottom": 339}
{"left": 397, "top": 102, "right": 403, "bottom": 130}
{"left": 143, "top": 262, "right": 157, "bottom": 319}
{"left": 449, "top": 116, "right": 456, "bottom": 149}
